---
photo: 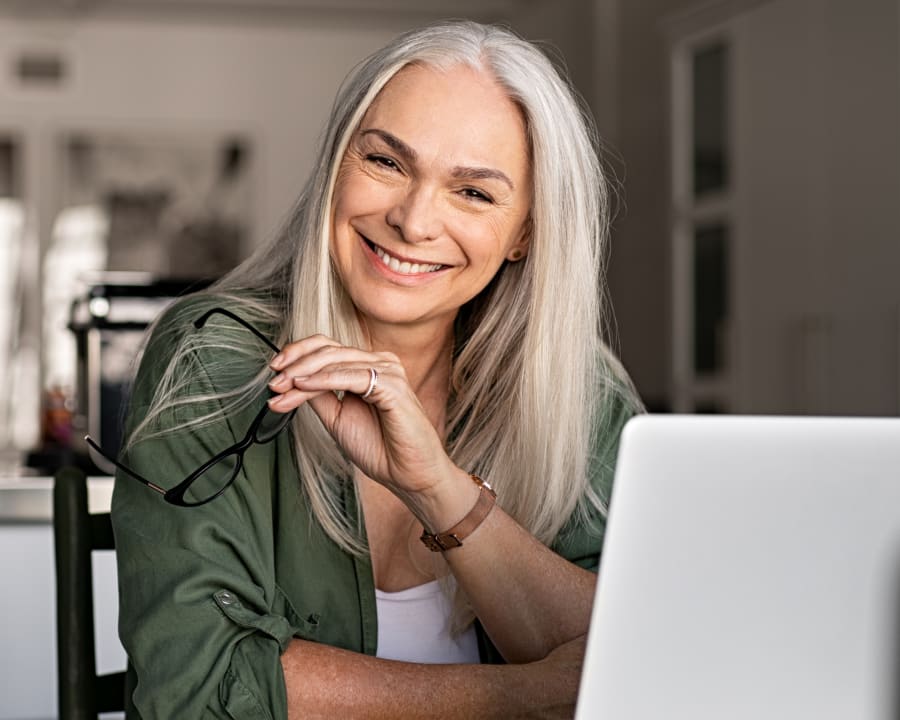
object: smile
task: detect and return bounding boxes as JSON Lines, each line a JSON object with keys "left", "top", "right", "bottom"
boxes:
{"left": 366, "top": 239, "right": 446, "bottom": 275}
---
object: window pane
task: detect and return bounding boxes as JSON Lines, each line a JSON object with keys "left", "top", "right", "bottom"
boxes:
{"left": 693, "top": 223, "right": 729, "bottom": 375}
{"left": 693, "top": 42, "right": 729, "bottom": 196}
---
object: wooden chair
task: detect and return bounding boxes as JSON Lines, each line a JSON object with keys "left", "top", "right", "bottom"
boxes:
{"left": 53, "top": 465, "right": 127, "bottom": 719}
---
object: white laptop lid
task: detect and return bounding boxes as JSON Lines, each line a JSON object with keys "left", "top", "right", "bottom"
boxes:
{"left": 576, "top": 415, "right": 900, "bottom": 720}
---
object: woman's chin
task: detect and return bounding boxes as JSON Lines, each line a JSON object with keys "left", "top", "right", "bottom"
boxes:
{"left": 353, "top": 300, "right": 456, "bottom": 336}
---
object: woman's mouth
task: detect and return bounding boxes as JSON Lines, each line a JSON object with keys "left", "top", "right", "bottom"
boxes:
{"left": 365, "top": 239, "right": 446, "bottom": 276}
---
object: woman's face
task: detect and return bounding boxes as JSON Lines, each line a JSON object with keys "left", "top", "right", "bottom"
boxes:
{"left": 331, "top": 62, "right": 532, "bottom": 336}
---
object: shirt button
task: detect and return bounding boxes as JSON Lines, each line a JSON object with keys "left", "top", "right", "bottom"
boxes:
{"left": 219, "top": 591, "right": 234, "bottom": 605}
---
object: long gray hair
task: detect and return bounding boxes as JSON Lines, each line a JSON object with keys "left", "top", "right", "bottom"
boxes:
{"left": 130, "top": 20, "right": 638, "bottom": 557}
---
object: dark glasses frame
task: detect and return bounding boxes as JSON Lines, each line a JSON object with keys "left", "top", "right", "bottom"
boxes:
{"left": 85, "top": 307, "right": 295, "bottom": 507}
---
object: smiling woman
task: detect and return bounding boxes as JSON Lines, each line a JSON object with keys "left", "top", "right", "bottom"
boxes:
{"left": 330, "top": 63, "right": 531, "bottom": 333}
{"left": 110, "top": 19, "right": 642, "bottom": 720}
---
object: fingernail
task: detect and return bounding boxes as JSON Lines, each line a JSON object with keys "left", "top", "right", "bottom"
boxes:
{"left": 268, "top": 373, "right": 285, "bottom": 386}
{"left": 270, "top": 353, "right": 285, "bottom": 368}
{"left": 267, "top": 395, "right": 283, "bottom": 406}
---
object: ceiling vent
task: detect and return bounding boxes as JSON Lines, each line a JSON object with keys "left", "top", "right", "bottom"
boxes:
{"left": 14, "top": 51, "right": 67, "bottom": 86}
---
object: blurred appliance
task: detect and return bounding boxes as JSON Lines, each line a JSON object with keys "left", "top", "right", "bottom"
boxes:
{"left": 69, "top": 272, "right": 209, "bottom": 470}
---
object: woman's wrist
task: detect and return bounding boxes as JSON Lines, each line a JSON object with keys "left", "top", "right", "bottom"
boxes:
{"left": 419, "top": 474, "right": 496, "bottom": 551}
{"left": 401, "top": 463, "right": 482, "bottom": 535}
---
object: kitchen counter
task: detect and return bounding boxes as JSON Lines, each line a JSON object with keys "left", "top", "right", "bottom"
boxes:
{"left": 0, "top": 475, "right": 114, "bottom": 523}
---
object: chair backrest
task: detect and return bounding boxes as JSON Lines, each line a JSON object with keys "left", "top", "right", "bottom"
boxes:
{"left": 53, "top": 466, "right": 126, "bottom": 719}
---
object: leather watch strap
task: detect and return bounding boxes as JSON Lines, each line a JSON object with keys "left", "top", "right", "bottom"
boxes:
{"left": 420, "top": 474, "right": 497, "bottom": 552}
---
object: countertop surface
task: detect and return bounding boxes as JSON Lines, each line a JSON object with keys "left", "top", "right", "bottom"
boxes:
{"left": 0, "top": 475, "right": 115, "bottom": 522}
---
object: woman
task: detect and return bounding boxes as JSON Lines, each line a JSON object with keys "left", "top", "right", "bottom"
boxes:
{"left": 109, "top": 19, "right": 641, "bottom": 719}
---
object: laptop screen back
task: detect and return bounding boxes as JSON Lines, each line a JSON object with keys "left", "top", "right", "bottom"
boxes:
{"left": 576, "top": 415, "right": 900, "bottom": 720}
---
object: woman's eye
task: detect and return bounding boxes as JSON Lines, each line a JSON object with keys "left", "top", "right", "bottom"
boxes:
{"left": 366, "top": 154, "right": 399, "bottom": 171}
{"left": 461, "top": 188, "right": 493, "bottom": 204}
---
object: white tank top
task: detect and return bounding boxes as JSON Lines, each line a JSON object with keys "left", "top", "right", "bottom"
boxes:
{"left": 375, "top": 579, "right": 480, "bottom": 664}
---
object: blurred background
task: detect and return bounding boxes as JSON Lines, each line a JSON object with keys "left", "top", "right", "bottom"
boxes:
{"left": 0, "top": 0, "right": 897, "bottom": 473}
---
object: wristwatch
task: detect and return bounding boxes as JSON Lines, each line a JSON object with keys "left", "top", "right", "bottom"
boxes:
{"left": 419, "top": 474, "right": 497, "bottom": 552}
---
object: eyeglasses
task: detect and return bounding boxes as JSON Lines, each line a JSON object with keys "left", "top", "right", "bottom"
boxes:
{"left": 85, "top": 307, "right": 296, "bottom": 507}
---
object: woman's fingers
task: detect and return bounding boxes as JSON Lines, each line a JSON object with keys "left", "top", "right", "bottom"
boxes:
{"left": 270, "top": 343, "right": 395, "bottom": 392}
{"left": 264, "top": 336, "right": 451, "bottom": 495}
{"left": 266, "top": 386, "right": 333, "bottom": 412}
{"left": 287, "top": 363, "right": 399, "bottom": 404}
{"left": 268, "top": 338, "right": 403, "bottom": 406}
{"left": 269, "top": 334, "right": 342, "bottom": 372}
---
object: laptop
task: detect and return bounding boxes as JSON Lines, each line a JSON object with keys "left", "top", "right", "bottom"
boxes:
{"left": 576, "top": 414, "right": 900, "bottom": 720}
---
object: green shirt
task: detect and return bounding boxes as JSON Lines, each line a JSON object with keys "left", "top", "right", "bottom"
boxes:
{"left": 112, "top": 304, "right": 636, "bottom": 719}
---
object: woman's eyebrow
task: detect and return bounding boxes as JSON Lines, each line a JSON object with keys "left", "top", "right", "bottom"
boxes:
{"left": 450, "top": 166, "right": 514, "bottom": 191}
{"left": 360, "top": 128, "right": 417, "bottom": 162}
{"left": 359, "top": 127, "right": 515, "bottom": 191}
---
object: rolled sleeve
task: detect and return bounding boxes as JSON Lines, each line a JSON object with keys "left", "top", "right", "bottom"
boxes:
{"left": 114, "top": 451, "right": 300, "bottom": 718}
{"left": 215, "top": 588, "right": 321, "bottom": 719}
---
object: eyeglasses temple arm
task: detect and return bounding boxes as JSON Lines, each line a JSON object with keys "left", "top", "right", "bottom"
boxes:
{"left": 193, "top": 307, "right": 282, "bottom": 354}
{"left": 84, "top": 436, "right": 167, "bottom": 496}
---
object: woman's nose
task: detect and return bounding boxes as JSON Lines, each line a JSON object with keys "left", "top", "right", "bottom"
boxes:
{"left": 385, "top": 184, "right": 444, "bottom": 243}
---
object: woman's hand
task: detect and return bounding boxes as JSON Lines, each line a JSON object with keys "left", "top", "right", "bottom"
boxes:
{"left": 266, "top": 335, "right": 459, "bottom": 503}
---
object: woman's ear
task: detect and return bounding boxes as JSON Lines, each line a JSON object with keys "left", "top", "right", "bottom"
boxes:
{"left": 506, "top": 217, "right": 532, "bottom": 262}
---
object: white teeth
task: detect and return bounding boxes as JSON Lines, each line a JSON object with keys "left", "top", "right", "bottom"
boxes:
{"left": 373, "top": 244, "right": 442, "bottom": 275}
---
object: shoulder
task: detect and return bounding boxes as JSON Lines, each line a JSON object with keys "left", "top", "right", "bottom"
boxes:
{"left": 141, "top": 291, "right": 282, "bottom": 383}
{"left": 593, "top": 350, "right": 643, "bottom": 459}
{"left": 146, "top": 291, "right": 280, "bottom": 356}
{"left": 128, "top": 291, "right": 283, "bottom": 426}
{"left": 583, "top": 373, "right": 641, "bottom": 516}
{"left": 549, "top": 354, "right": 642, "bottom": 567}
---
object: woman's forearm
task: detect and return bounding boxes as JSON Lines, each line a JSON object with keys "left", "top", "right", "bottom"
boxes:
{"left": 281, "top": 636, "right": 585, "bottom": 720}
{"left": 413, "top": 467, "right": 598, "bottom": 664}
{"left": 442, "top": 504, "right": 596, "bottom": 663}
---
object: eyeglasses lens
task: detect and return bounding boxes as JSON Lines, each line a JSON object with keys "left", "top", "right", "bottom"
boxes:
{"left": 254, "top": 409, "right": 293, "bottom": 444}
{"left": 183, "top": 454, "right": 240, "bottom": 506}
